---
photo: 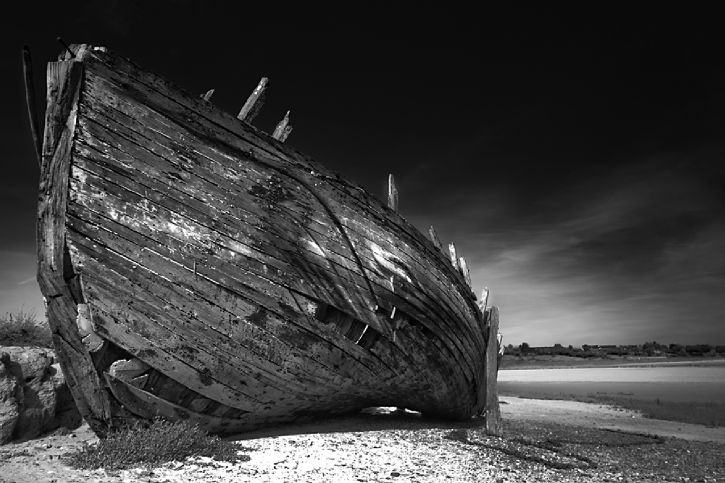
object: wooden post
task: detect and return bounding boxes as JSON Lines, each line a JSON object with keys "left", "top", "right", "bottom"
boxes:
{"left": 459, "top": 256, "right": 472, "bottom": 288}
{"left": 201, "top": 88, "right": 215, "bottom": 101}
{"left": 484, "top": 306, "right": 502, "bottom": 436}
{"left": 479, "top": 287, "right": 489, "bottom": 311}
{"left": 448, "top": 243, "right": 459, "bottom": 270}
{"left": 272, "top": 110, "right": 293, "bottom": 142}
{"left": 428, "top": 225, "right": 443, "bottom": 252}
{"left": 237, "top": 77, "right": 268, "bottom": 122}
{"left": 387, "top": 174, "right": 398, "bottom": 211}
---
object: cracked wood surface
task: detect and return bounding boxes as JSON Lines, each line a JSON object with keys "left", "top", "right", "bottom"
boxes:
{"left": 36, "top": 44, "right": 498, "bottom": 434}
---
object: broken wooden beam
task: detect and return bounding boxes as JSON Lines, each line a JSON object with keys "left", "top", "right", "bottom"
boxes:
{"left": 448, "top": 243, "right": 459, "bottom": 270}
{"left": 200, "top": 88, "right": 215, "bottom": 101}
{"left": 479, "top": 287, "right": 490, "bottom": 311}
{"left": 237, "top": 77, "right": 268, "bottom": 122}
{"left": 428, "top": 226, "right": 443, "bottom": 252}
{"left": 387, "top": 174, "right": 399, "bottom": 211}
{"left": 459, "top": 256, "right": 472, "bottom": 288}
{"left": 272, "top": 110, "right": 293, "bottom": 142}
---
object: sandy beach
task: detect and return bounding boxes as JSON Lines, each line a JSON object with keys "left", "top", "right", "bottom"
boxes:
{"left": 0, "top": 397, "right": 723, "bottom": 483}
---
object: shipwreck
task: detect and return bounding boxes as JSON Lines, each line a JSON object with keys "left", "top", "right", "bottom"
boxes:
{"left": 29, "top": 43, "right": 502, "bottom": 436}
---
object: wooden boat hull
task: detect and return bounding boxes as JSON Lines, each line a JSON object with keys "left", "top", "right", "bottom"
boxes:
{"left": 36, "top": 45, "right": 499, "bottom": 436}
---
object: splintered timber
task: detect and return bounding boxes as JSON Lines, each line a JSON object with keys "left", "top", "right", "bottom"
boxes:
{"left": 34, "top": 44, "right": 502, "bottom": 436}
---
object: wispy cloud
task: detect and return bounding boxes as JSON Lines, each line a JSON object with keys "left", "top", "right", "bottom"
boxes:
{"left": 407, "top": 152, "right": 725, "bottom": 345}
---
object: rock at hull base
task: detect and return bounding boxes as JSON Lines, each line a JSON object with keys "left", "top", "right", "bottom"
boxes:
{"left": 0, "top": 347, "right": 82, "bottom": 444}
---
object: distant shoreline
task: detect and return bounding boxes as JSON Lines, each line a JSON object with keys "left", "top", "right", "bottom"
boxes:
{"left": 499, "top": 354, "right": 725, "bottom": 370}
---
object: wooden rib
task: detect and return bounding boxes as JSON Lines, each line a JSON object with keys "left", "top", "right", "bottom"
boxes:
{"left": 459, "top": 256, "right": 472, "bottom": 288}
{"left": 428, "top": 225, "right": 443, "bottom": 252}
{"left": 272, "top": 110, "right": 292, "bottom": 142}
{"left": 387, "top": 174, "right": 398, "bottom": 211}
{"left": 237, "top": 77, "right": 268, "bottom": 122}
{"left": 201, "top": 88, "right": 215, "bottom": 101}
{"left": 479, "top": 287, "right": 489, "bottom": 312}
{"left": 448, "top": 243, "right": 459, "bottom": 270}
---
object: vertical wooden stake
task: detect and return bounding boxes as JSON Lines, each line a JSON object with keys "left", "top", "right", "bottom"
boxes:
{"left": 272, "top": 110, "right": 293, "bottom": 142}
{"left": 428, "top": 225, "right": 443, "bottom": 252}
{"left": 387, "top": 174, "right": 399, "bottom": 211}
{"left": 448, "top": 243, "right": 459, "bottom": 270}
{"left": 459, "top": 256, "right": 472, "bottom": 288}
{"left": 484, "top": 306, "right": 502, "bottom": 436}
{"left": 479, "top": 287, "right": 489, "bottom": 311}
{"left": 237, "top": 77, "right": 268, "bottom": 122}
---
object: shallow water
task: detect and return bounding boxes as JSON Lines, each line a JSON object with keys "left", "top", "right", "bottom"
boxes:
{"left": 498, "top": 365, "right": 725, "bottom": 403}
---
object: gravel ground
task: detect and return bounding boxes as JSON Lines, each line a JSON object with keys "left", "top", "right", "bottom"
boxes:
{"left": 0, "top": 403, "right": 723, "bottom": 482}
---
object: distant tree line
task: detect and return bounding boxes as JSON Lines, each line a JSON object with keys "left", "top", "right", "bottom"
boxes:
{"left": 507, "top": 341, "right": 725, "bottom": 358}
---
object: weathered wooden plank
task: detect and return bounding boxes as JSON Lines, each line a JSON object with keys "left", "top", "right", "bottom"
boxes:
{"left": 69, "top": 121, "right": 476, "bottom": 374}
{"left": 66, "top": 224, "right": 380, "bottom": 395}
{"left": 65, "top": 209, "right": 400, "bottom": 387}
{"left": 484, "top": 306, "right": 501, "bottom": 435}
{"left": 66, "top": 178, "right": 476, "bottom": 390}
{"left": 81, "top": 57, "right": 479, "bottom": 327}
{"left": 428, "top": 226, "right": 443, "bottom": 252}
{"left": 68, "top": 162, "right": 479, "bottom": 389}
{"left": 72, "top": 109, "right": 480, "bottom": 394}
{"left": 480, "top": 287, "right": 490, "bottom": 312}
{"left": 84, "top": 47, "right": 461, "bottom": 299}
{"left": 73, "top": 106, "right": 386, "bottom": 335}
{"left": 237, "top": 77, "right": 267, "bottom": 122}
{"left": 272, "top": 110, "right": 292, "bottom": 142}
{"left": 78, "top": 72, "right": 483, "bottom": 351}
{"left": 36, "top": 58, "right": 112, "bottom": 436}
{"left": 387, "top": 174, "right": 398, "bottom": 211}
{"left": 448, "top": 243, "right": 459, "bottom": 270}
{"left": 105, "top": 373, "right": 254, "bottom": 433}
{"left": 74, "top": 49, "right": 487, "bottom": 409}
{"left": 459, "top": 256, "right": 472, "bottom": 289}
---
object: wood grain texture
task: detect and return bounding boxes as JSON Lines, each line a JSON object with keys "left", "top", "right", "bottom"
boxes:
{"left": 484, "top": 306, "right": 502, "bottom": 436}
{"left": 36, "top": 55, "right": 112, "bottom": 436}
{"left": 36, "top": 45, "right": 499, "bottom": 434}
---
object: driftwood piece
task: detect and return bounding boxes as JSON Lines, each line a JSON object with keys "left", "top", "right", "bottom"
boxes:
{"left": 237, "top": 77, "right": 268, "bottom": 122}
{"left": 272, "top": 110, "right": 293, "bottom": 142}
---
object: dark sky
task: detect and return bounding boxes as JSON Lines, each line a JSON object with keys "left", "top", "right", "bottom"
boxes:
{"left": 1, "top": 3, "right": 723, "bottom": 345}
